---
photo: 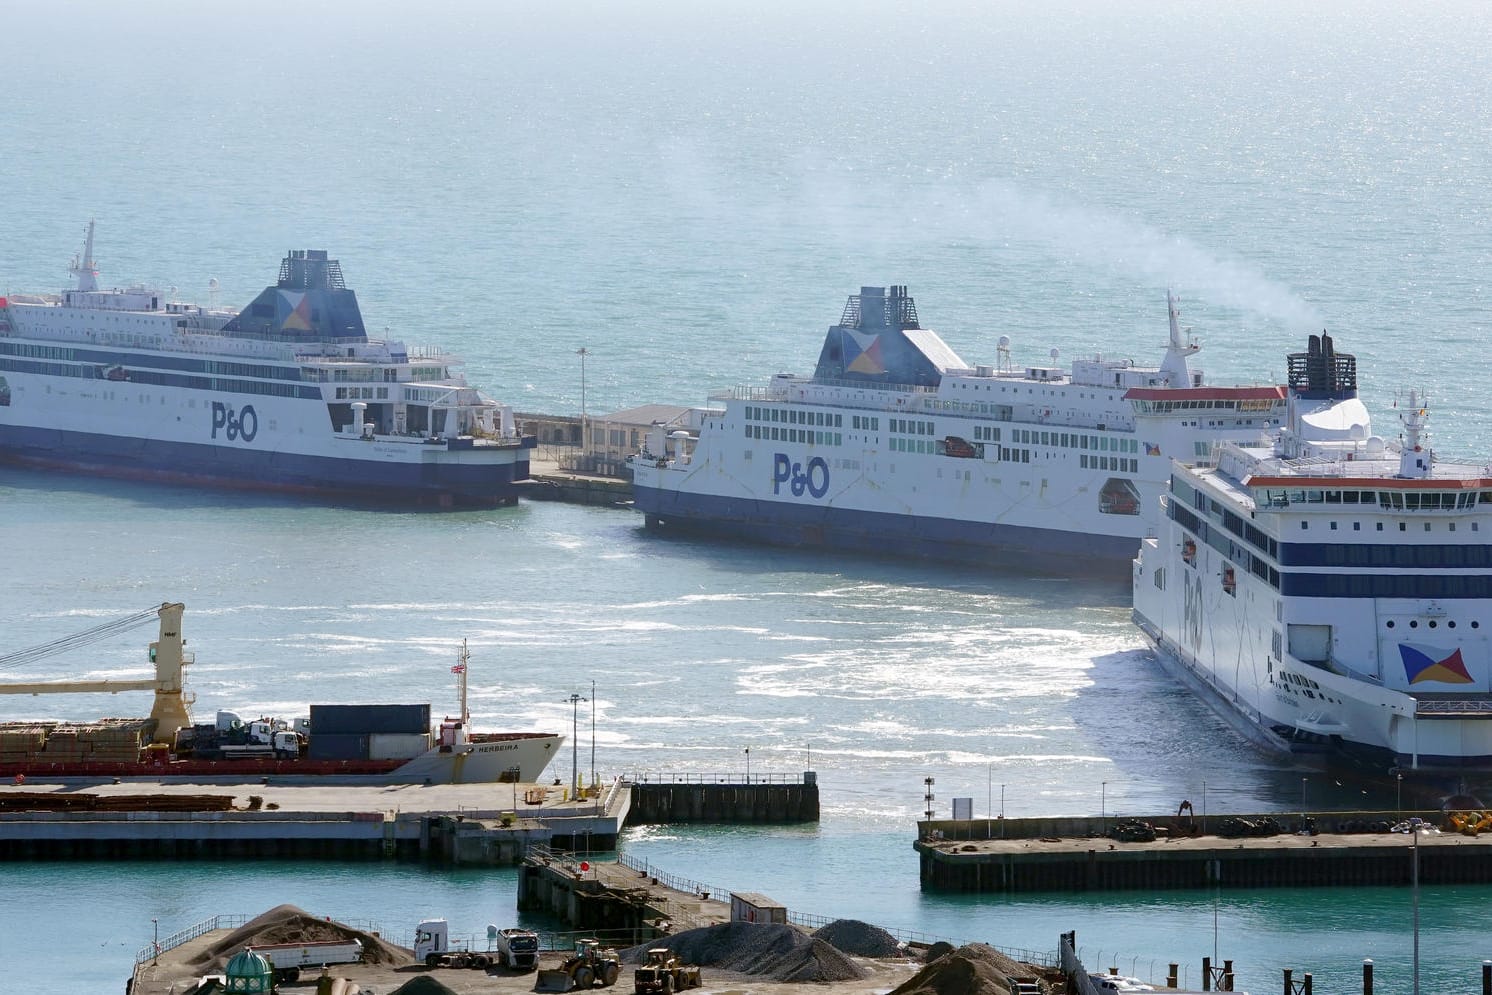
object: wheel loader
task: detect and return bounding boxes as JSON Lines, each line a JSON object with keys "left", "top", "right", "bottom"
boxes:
{"left": 633, "top": 948, "right": 702, "bottom": 994}
{"left": 536, "top": 938, "right": 622, "bottom": 992}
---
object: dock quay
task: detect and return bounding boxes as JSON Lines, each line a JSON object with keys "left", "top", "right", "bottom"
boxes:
{"left": 0, "top": 775, "right": 630, "bottom": 864}
{"left": 916, "top": 810, "right": 1487, "bottom": 892}
{"left": 0, "top": 773, "right": 818, "bottom": 863}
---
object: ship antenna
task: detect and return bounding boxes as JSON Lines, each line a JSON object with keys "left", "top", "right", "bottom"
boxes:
{"left": 456, "top": 639, "right": 470, "bottom": 726}
{"left": 69, "top": 219, "right": 99, "bottom": 293}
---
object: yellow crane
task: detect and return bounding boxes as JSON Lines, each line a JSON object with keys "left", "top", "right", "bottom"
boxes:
{"left": 0, "top": 602, "right": 195, "bottom": 745}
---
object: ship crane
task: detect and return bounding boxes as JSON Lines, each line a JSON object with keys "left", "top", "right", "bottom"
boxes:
{"left": 0, "top": 602, "right": 194, "bottom": 745}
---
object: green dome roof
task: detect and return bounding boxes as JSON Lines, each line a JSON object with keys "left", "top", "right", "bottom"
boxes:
{"left": 225, "top": 948, "right": 274, "bottom": 992}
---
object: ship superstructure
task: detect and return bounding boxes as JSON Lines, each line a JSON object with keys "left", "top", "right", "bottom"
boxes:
{"left": 1134, "top": 333, "right": 1492, "bottom": 776}
{"left": 0, "top": 223, "right": 534, "bottom": 506}
{"left": 630, "top": 285, "right": 1287, "bottom": 572}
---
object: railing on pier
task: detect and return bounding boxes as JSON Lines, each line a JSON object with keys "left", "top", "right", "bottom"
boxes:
{"left": 618, "top": 852, "right": 735, "bottom": 907}
{"left": 623, "top": 771, "right": 810, "bottom": 785}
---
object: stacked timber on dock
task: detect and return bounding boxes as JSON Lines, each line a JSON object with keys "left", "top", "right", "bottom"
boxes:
{"left": 916, "top": 811, "right": 1491, "bottom": 892}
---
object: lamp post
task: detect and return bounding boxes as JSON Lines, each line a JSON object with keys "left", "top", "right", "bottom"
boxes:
{"left": 1202, "top": 779, "right": 1207, "bottom": 836}
{"left": 152, "top": 918, "right": 159, "bottom": 965}
{"left": 1397, "top": 772, "right": 1403, "bottom": 814}
{"left": 564, "top": 691, "right": 588, "bottom": 797}
{"left": 1101, "top": 781, "right": 1108, "bottom": 835}
{"left": 589, "top": 679, "right": 597, "bottom": 790}
{"left": 1411, "top": 816, "right": 1422, "bottom": 995}
{"left": 577, "top": 347, "right": 589, "bottom": 460}
{"left": 744, "top": 747, "right": 751, "bottom": 783}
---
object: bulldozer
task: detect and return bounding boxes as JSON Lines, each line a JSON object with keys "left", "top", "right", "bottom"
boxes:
{"left": 633, "top": 948, "right": 703, "bottom": 995}
{"left": 536, "top": 938, "right": 622, "bottom": 992}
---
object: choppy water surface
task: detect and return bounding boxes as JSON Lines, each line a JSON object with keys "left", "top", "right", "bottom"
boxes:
{"left": 3, "top": 1, "right": 1490, "bottom": 992}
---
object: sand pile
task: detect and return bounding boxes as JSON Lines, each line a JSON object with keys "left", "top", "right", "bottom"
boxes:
{"left": 812, "top": 919, "right": 903, "bottom": 958}
{"left": 192, "top": 903, "right": 415, "bottom": 972}
{"left": 889, "top": 943, "right": 1030, "bottom": 995}
{"left": 623, "top": 922, "right": 865, "bottom": 982}
{"left": 389, "top": 977, "right": 461, "bottom": 995}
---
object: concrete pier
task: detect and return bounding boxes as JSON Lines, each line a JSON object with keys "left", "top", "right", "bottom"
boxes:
{"left": 916, "top": 811, "right": 1484, "bottom": 892}
{"left": 0, "top": 775, "right": 630, "bottom": 865}
{"left": 517, "top": 851, "right": 731, "bottom": 939}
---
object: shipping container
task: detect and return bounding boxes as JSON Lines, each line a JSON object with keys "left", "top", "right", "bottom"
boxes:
{"left": 309, "top": 704, "right": 431, "bottom": 736}
{"left": 306, "top": 733, "right": 370, "bottom": 762}
{"left": 367, "top": 732, "right": 432, "bottom": 761}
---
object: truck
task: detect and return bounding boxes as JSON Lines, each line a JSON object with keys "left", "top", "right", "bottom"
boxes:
{"left": 495, "top": 927, "right": 540, "bottom": 970}
{"left": 633, "top": 948, "right": 702, "bottom": 994}
{"left": 413, "top": 919, "right": 493, "bottom": 970}
{"left": 175, "top": 711, "right": 302, "bottom": 760}
{"left": 240, "top": 938, "right": 363, "bottom": 983}
{"left": 535, "top": 938, "right": 622, "bottom": 992}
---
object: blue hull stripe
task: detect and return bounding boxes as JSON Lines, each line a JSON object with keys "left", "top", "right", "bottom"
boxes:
{"left": 633, "top": 484, "right": 1137, "bottom": 572}
{"left": 0, "top": 425, "right": 530, "bottom": 506}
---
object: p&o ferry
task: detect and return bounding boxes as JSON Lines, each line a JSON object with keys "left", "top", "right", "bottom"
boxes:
{"left": 0, "top": 223, "right": 534, "bottom": 506}
{"left": 630, "top": 285, "right": 1288, "bottom": 573}
{"left": 1133, "top": 334, "right": 1492, "bottom": 777}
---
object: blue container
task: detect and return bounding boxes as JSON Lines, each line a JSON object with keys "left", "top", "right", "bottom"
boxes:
{"left": 306, "top": 733, "right": 370, "bottom": 761}
{"left": 310, "top": 704, "right": 430, "bottom": 735}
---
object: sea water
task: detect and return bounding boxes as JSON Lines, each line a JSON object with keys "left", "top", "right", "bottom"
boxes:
{"left": 1, "top": 1, "right": 1489, "bottom": 992}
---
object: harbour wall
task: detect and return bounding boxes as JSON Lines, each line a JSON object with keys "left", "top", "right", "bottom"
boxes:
{"left": 916, "top": 810, "right": 1481, "bottom": 893}
{"left": 625, "top": 774, "right": 820, "bottom": 825}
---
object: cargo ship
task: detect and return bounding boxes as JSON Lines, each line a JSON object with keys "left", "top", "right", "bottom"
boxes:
{"left": 628, "top": 285, "right": 1289, "bottom": 574}
{"left": 0, "top": 222, "right": 535, "bottom": 507}
{"left": 1133, "top": 334, "right": 1492, "bottom": 778}
{"left": 0, "top": 604, "right": 563, "bottom": 784}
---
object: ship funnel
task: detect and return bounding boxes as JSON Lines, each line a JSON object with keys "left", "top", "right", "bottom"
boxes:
{"left": 351, "top": 401, "right": 367, "bottom": 437}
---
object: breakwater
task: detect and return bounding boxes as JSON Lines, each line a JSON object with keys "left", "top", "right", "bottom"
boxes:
{"left": 625, "top": 773, "right": 820, "bottom": 825}
{"left": 916, "top": 811, "right": 1484, "bottom": 893}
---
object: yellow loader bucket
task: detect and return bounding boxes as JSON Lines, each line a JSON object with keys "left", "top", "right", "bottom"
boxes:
{"left": 536, "top": 968, "right": 575, "bottom": 993}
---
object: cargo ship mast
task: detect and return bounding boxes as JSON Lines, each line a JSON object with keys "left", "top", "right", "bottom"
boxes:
{"left": 0, "top": 602, "right": 195, "bottom": 745}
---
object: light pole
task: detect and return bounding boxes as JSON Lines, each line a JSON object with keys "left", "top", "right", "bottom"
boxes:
{"left": 744, "top": 747, "right": 751, "bottom": 783}
{"left": 1101, "top": 781, "right": 1108, "bottom": 835}
{"left": 1397, "top": 772, "right": 1403, "bottom": 814}
{"left": 589, "top": 679, "right": 597, "bottom": 790}
{"left": 564, "top": 691, "right": 588, "bottom": 797}
{"left": 1411, "top": 816, "right": 1422, "bottom": 995}
{"left": 152, "top": 918, "right": 159, "bottom": 965}
{"left": 1202, "top": 779, "right": 1207, "bottom": 836}
{"left": 577, "top": 347, "right": 589, "bottom": 460}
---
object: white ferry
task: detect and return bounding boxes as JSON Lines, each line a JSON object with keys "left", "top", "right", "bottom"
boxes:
{"left": 1133, "top": 333, "right": 1492, "bottom": 777}
{"left": 630, "top": 285, "right": 1287, "bottom": 572}
{"left": 0, "top": 223, "right": 534, "bottom": 506}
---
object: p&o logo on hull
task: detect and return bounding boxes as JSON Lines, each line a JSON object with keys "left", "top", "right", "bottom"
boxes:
{"left": 211, "top": 402, "right": 259, "bottom": 443}
{"left": 773, "top": 453, "right": 829, "bottom": 499}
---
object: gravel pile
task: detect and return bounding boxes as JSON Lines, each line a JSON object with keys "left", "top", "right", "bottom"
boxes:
{"left": 192, "top": 903, "right": 415, "bottom": 972}
{"left": 389, "top": 977, "right": 461, "bottom": 995}
{"left": 812, "top": 919, "right": 903, "bottom": 958}
{"left": 889, "top": 943, "right": 1029, "bottom": 995}
{"left": 622, "top": 922, "right": 865, "bottom": 982}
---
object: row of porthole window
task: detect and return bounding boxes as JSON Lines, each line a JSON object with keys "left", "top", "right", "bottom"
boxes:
{"left": 1384, "top": 619, "right": 1479, "bottom": 629}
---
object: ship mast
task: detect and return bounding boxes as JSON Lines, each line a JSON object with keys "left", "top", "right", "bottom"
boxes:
{"left": 69, "top": 219, "right": 99, "bottom": 293}
{"left": 455, "top": 639, "right": 470, "bottom": 726}
{"left": 1160, "top": 290, "right": 1201, "bottom": 388}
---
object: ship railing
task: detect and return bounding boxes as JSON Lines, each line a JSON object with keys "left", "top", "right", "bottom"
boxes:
{"left": 1416, "top": 699, "right": 1492, "bottom": 716}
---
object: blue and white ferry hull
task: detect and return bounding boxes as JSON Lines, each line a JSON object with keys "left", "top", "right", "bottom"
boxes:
{"left": 0, "top": 232, "right": 534, "bottom": 507}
